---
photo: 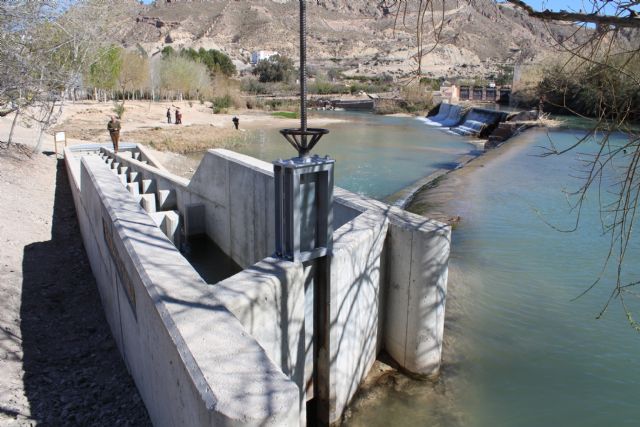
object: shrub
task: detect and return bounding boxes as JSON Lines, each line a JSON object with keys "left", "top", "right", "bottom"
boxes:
{"left": 241, "top": 78, "right": 269, "bottom": 94}
{"left": 212, "top": 94, "right": 233, "bottom": 114}
{"left": 112, "top": 102, "right": 125, "bottom": 119}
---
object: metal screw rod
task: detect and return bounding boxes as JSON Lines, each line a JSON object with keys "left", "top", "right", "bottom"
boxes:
{"left": 299, "top": 0, "right": 307, "bottom": 143}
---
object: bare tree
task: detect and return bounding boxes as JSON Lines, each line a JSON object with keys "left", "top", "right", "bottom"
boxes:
{"left": 495, "top": 0, "right": 640, "bottom": 328}
{"left": 0, "top": 0, "right": 136, "bottom": 151}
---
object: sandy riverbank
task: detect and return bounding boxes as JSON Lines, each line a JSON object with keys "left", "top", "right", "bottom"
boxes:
{"left": 48, "top": 100, "right": 346, "bottom": 151}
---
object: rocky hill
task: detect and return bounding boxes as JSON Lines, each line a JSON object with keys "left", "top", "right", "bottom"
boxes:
{"left": 122, "top": 0, "right": 578, "bottom": 81}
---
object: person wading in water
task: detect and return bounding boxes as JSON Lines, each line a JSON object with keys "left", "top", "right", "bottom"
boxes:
{"left": 107, "top": 116, "right": 121, "bottom": 152}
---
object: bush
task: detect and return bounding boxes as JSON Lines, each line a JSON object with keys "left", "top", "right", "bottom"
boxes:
{"left": 112, "top": 102, "right": 125, "bottom": 119}
{"left": 401, "top": 83, "right": 433, "bottom": 113}
{"left": 212, "top": 95, "right": 233, "bottom": 114}
{"left": 537, "top": 59, "right": 640, "bottom": 121}
{"left": 241, "top": 78, "right": 269, "bottom": 94}
{"left": 308, "top": 80, "right": 350, "bottom": 95}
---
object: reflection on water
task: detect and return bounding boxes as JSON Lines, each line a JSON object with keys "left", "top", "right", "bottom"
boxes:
{"left": 347, "top": 128, "right": 640, "bottom": 426}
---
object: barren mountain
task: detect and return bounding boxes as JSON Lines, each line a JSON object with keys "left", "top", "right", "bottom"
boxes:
{"left": 123, "top": 0, "right": 578, "bottom": 80}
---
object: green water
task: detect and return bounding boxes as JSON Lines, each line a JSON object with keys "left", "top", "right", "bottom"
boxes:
{"left": 347, "top": 128, "right": 640, "bottom": 426}
{"left": 231, "top": 112, "right": 475, "bottom": 199}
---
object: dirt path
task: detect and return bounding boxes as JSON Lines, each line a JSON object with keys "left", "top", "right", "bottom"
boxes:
{"left": 0, "top": 145, "right": 150, "bottom": 425}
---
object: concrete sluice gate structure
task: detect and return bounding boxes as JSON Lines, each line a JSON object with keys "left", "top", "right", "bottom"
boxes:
{"left": 425, "top": 103, "right": 508, "bottom": 137}
{"left": 423, "top": 103, "right": 464, "bottom": 128}
{"left": 63, "top": 143, "right": 450, "bottom": 426}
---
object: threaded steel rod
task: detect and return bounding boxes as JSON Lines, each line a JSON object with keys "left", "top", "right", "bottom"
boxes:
{"left": 299, "top": 0, "right": 307, "bottom": 145}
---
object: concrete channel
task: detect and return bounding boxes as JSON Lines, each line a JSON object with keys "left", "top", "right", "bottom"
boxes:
{"left": 63, "top": 144, "right": 451, "bottom": 426}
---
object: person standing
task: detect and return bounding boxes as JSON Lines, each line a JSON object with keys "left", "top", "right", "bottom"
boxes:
{"left": 166, "top": 108, "right": 172, "bottom": 124}
{"left": 232, "top": 116, "right": 239, "bottom": 130}
{"left": 107, "top": 116, "right": 121, "bottom": 152}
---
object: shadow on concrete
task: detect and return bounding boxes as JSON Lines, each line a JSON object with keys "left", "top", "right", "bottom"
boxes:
{"left": 20, "top": 159, "right": 151, "bottom": 425}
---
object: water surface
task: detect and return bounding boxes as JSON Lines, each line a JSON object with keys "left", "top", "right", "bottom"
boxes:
{"left": 222, "top": 111, "right": 475, "bottom": 199}
{"left": 347, "top": 128, "right": 640, "bottom": 426}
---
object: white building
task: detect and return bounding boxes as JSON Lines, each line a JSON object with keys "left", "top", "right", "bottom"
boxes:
{"left": 251, "top": 50, "right": 278, "bottom": 65}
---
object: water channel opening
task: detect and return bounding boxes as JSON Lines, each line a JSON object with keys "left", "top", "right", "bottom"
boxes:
{"left": 182, "top": 235, "right": 242, "bottom": 285}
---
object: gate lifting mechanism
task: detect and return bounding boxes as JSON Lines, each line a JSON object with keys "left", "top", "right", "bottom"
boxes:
{"left": 273, "top": 1, "right": 334, "bottom": 425}
{"left": 275, "top": 0, "right": 333, "bottom": 264}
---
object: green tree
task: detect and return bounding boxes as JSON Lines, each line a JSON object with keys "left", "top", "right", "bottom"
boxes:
{"left": 253, "top": 55, "right": 295, "bottom": 83}
{"left": 88, "top": 46, "right": 123, "bottom": 93}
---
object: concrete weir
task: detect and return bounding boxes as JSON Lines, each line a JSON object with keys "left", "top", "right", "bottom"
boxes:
{"left": 64, "top": 144, "right": 451, "bottom": 426}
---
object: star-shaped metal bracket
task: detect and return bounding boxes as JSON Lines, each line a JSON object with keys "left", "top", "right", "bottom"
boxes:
{"left": 280, "top": 127, "right": 329, "bottom": 157}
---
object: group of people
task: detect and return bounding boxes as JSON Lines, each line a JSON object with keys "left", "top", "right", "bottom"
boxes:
{"left": 107, "top": 109, "right": 241, "bottom": 154}
{"left": 167, "top": 108, "right": 182, "bottom": 125}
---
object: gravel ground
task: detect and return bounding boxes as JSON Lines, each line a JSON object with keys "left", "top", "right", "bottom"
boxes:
{"left": 0, "top": 144, "right": 150, "bottom": 426}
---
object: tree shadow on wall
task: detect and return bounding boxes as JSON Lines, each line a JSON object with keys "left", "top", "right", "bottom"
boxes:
{"left": 20, "top": 159, "right": 151, "bottom": 425}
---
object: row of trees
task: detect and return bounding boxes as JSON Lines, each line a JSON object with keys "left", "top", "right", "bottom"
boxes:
{"left": 87, "top": 46, "right": 235, "bottom": 103}
{"left": 86, "top": 45, "right": 236, "bottom": 101}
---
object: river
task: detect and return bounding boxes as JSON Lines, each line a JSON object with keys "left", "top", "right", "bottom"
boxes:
{"left": 349, "top": 126, "right": 640, "bottom": 426}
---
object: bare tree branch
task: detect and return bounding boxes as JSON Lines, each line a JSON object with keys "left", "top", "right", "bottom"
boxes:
{"left": 506, "top": 0, "right": 640, "bottom": 28}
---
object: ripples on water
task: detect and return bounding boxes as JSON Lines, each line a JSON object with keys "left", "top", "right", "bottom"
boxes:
{"left": 231, "top": 112, "right": 475, "bottom": 199}
{"left": 353, "top": 128, "right": 639, "bottom": 427}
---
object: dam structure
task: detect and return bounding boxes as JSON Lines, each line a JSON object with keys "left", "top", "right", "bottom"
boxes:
{"left": 424, "top": 103, "right": 509, "bottom": 138}
{"left": 63, "top": 143, "right": 450, "bottom": 426}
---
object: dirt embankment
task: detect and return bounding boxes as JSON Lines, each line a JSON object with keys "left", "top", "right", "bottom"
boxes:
{"left": 0, "top": 144, "right": 150, "bottom": 425}
{"left": 47, "top": 100, "right": 345, "bottom": 154}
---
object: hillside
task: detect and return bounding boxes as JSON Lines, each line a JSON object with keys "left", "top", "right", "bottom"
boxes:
{"left": 123, "top": 0, "right": 578, "bottom": 80}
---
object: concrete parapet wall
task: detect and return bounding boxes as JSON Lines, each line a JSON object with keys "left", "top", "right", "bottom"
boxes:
{"left": 193, "top": 149, "right": 450, "bottom": 377}
{"left": 189, "top": 150, "right": 275, "bottom": 268}
{"left": 333, "top": 188, "right": 450, "bottom": 376}
{"left": 64, "top": 149, "right": 300, "bottom": 427}
{"left": 329, "top": 210, "right": 389, "bottom": 420}
{"left": 213, "top": 257, "right": 307, "bottom": 421}
{"left": 65, "top": 145, "right": 450, "bottom": 424}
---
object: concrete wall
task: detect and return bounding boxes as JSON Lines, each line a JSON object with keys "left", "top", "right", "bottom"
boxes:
{"left": 65, "top": 149, "right": 300, "bottom": 427}
{"left": 329, "top": 210, "right": 389, "bottom": 420}
{"left": 211, "top": 211, "right": 389, "bottom": 424}
{"left": 333, "top": 188, "right": 450, "bottom": 375}
{"left": 198, "top": 149, "right": 450, "bottom": 377}
{"left": 67, "top": 145, "right": 450, "bottom": 425}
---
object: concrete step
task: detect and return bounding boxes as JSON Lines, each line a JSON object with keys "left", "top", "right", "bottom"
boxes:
{"left": 157, "top": 189, "right": 177, "bottom": 210}
{"left": 111, "top": 162, "right": 120, "bottom": 171}
{"left": 128, "top": 171, "right": 140, "bottom": 183}
{"left": 118, "top": 165, "right": 129, "bottom": 175}
{"left": 132, "top": 152, "right": 141, "bottom": 160}
{"left": 140, "top": 179, "right": 156, "bottom": 194}
{"left": 117, "top": 174, "right": 127, "bottom": 185}
{"left": 126, "top": 182, "right": 140, "bottom": 196}
{"left": 139, "top": 193, "right": 157, "bottom": 213}
{"left": 148, "top": 210, "right": 180, "bottom": 245}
